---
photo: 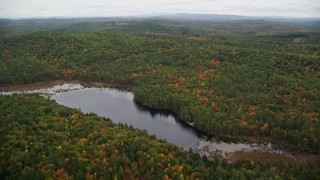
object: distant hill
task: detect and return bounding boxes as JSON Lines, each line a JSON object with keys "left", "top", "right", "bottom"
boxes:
{"left": 153, "top": 13, "right": 253, "bottom": 21}
{"left": 0, "top": 14, "right": 319, "bottom": 36}
{"left": 152, "top": 13, "right": 320, "bottom": 23}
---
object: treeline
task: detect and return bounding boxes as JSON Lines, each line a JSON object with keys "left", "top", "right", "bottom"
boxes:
{"left": 1, "top": 94, "right": 319, "bottom": 179}
{"left": 0, "top": 20, "right": 319, "bottom": 150}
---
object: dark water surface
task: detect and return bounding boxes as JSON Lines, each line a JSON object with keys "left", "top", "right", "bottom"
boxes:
{"left": 54, "top": 88, "right": 203, "bottom": 149}
{"left": 1, "top": 84, "right": 310, "bottom": 164}
{"left": 2, "top": 84, "right": 284, "bottom": 156}
{"left": 53, "top": 87, "right": 274, "bottom": 156}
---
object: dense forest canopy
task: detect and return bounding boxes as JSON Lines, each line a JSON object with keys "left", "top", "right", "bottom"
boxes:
{"left": 1, "top": 18, "right": 319, "bottom": 149}
{"left": 1, "top": 94, "right": 319, "bottom": 179}
{"left": 0, "top": 17, "right": 320, "bottom": 178}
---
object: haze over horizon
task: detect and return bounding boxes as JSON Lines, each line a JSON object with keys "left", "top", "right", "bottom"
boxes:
{"left": 0, "top": 0, "right": 319, "bottom": 19}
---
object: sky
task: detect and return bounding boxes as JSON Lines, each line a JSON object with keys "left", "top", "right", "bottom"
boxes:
{"left": 0, "top": 0, "right": 319, "bottom": 18}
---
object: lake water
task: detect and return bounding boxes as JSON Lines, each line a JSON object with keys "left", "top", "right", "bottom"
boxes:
{"left": 54, "top": 87, "right": 203, "bottom": 148}
{"left": 2, "top": 83, "right": 280, "bottom": 156}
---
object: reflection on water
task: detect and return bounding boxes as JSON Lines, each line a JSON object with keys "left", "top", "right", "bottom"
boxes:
{"left": 134, "top": 101, "right": 174, "bottom": 119}
{"left": 1, "top": 83, "right": 282, "bottom": 156}
{"left": 54, "top": 88, "right": 201, "bottom": 149}
{"left": 53, "top": 87, "right": 276, "bottom": 155}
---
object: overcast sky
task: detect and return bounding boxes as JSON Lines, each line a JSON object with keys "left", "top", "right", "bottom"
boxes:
{"left": 0, "top": 0, "right": 319, "bottom": 18}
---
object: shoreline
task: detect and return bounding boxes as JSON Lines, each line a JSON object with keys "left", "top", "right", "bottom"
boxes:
{"left": 133, "top": 97, "right": 320, "bottom": 155}
{"left": 1, "top": 80, "right": 319, "bottom": 166}
{"left": 1, "top": 80, "right": 318, "bottom": 154}
{"left": 0, "top": 80, "right": 134, "bottom": 92}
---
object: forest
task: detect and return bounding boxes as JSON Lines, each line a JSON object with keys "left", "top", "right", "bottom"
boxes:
{"left": 1, "top": 94, "right": 319, "bottom": 179}
{"left": 0, "top": 17, "right": 320, "bottom": 178}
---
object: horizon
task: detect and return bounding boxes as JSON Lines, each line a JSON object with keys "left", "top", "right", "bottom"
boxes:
{"left": 1, "top": 0, "right": 319, "bottom": 19}
{"left": 1, "top": 13, "right": 320, "bottom": 21}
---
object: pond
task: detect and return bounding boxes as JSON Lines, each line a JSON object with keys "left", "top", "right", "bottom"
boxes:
{"left": 1, "top": 83, "right": 283, "bottom": 158}
{"left": 51, "top": 85, "right": 275, "bottom": 156}
{"left": 54, "top": 87, "right": 203, "bottom": 149}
